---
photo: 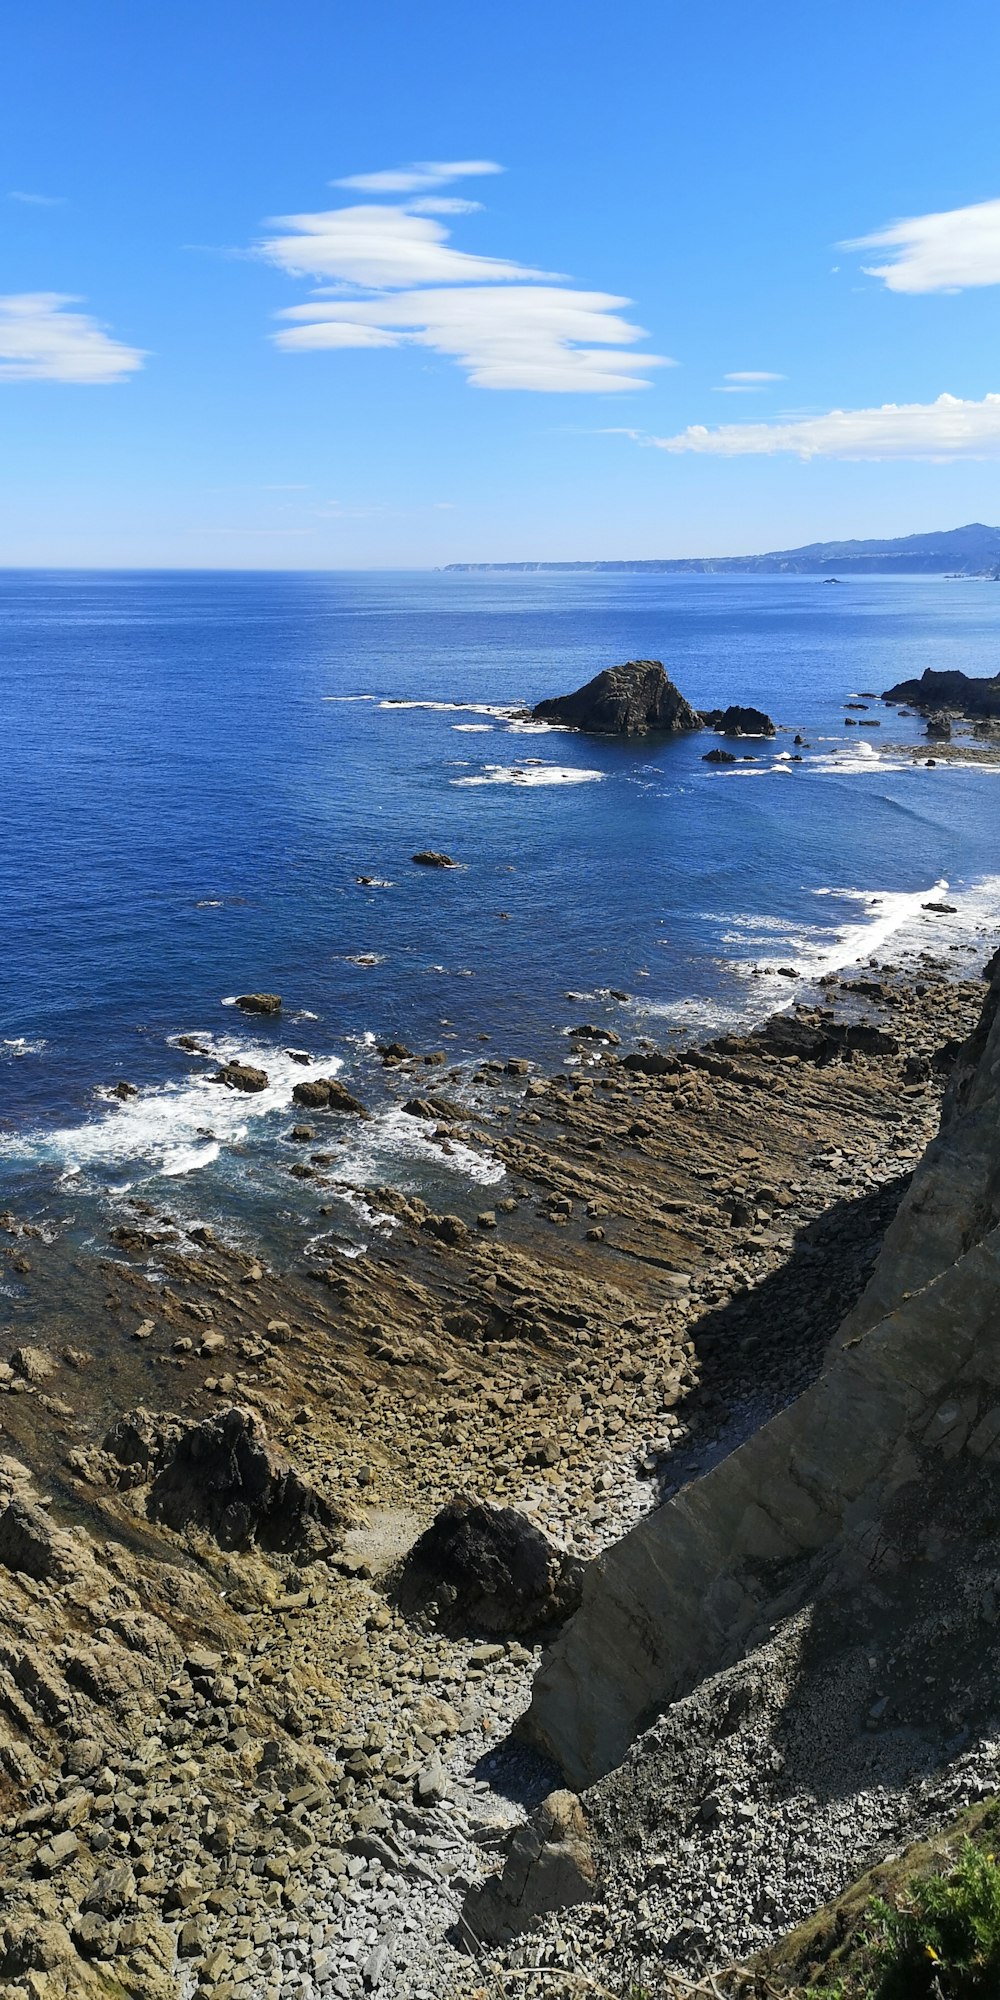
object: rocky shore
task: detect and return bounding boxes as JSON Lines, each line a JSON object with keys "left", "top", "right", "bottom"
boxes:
{"left": 0, "top": 944, "right": 994, "bottom": 1999}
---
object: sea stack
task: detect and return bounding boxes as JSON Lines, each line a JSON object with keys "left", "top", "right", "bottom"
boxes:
{"left": 532, "top": 660, "right": 702, "bottom": 736}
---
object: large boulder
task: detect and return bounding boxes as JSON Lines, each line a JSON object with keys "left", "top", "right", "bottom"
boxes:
{"left": 235, "top": 993, "right": 282, "bottom": 1015}
{"left": 460, "top": 1789, "right": 597, "bottom": 1945}
{"left": 395, "top": 1496, "right": 584, "bottom": 1635}
{"left": 105, "top": 1406, "right": 337, "bottom": 1554}
{"left": 532, "top": 661, "right": 702, "bottom": 736}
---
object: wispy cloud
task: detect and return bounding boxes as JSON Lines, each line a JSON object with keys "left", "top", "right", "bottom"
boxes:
{"left": 0, "top": 293, "right": 144, "bottom": 383}
{"left": 260, "top": 160, "right": 667, "bottom": 393}
{"left": 333, "top": 159, "right": 502, "bottom": 194}
{"left": 846, "top": 196, "right": 1000, "bottom": 293}
{"left": 634, "top": 392, "right": 1000, "bottom": 460}
{"left": 725, "top": 370, "right": 785, "bottom": 382}
{"left": 8, "top": 190, "right": 65, "bottom": 207}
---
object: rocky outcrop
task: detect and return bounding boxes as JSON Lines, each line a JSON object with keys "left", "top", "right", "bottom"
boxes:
{"left": 234, "top": 992, "right": 282, "bottom": 1015}
{"left": 883, "top": 667, "right": 1000, "bottom": 717}
{"left": 104, "top": 1405, "right": 337, "bottom": 1554}
{"left": 700, "top": 704, "right": 776, "bottom": 737}
{"left": 532, "top": 661, "right": 702, "bottom": 736}
{"left": 460, "top": 1789, "right": 597, "bottom": 1944}
{"left": 395, "top": 1496, "right": 584, "bottom": 1636}
{"left": 525, "top": 953, "right": 1000, "bottom": 1788}
{"left": 412, "top": 850, "right": 458, "bottom": 868}
{"left": 213, "top": 1060, "right": 269, "bottom": 1093}
{"left": 291, "top": 1075, "right": 367, "bottom": 1115}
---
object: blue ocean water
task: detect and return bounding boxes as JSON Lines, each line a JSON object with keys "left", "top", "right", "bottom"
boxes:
{"left": 2, "top": 567, "right": 999, "bottom": 1242}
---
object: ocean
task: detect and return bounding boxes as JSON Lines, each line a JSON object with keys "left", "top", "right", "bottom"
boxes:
{"left": 2, "top": 566, "right": 999, "bottom": 1263}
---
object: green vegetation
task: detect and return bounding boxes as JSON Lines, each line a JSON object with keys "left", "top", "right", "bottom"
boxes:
{"left": 813, "top": 1839, "right": 1000, "bottom": 1998}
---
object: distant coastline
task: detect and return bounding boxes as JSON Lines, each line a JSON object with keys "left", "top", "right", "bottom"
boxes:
{"left": 444, "top": 520, "right": 1000, "bottom": 578}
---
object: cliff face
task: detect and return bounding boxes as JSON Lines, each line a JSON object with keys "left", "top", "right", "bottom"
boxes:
{"left": 526, "top": 955, "right": 1000, "bottom": 1789}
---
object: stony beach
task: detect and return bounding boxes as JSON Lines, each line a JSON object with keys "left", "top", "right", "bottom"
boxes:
{"left": 0, "top": 940, "right": 994, "bottom": 2000}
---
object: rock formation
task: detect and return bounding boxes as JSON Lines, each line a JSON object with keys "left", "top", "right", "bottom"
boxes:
{"left": 532, "top": 661, "right": 702, "bottom": 736}
{"left": 291, "top": 1075, "right": 367, "bottom": 1115}
{"left": 525, "top": 952, "right": 1000, "bottom": 1788}
{"left": 104, "top": 1405, "right": 338, "bottom": 1553}
{"left": 394, "top": 1496, "right": 584, "bottom": 1636}
{"left": 234, "top": 992, "right": 282, "bottom": 1015}
{"left": 213, "top": 1060, "right": 269, "bottom": 1092}
{"left": 700, "top": 704, "right": 776, "bottom": 736}
{"left": 882, "top": 667, "right": 1000, "bottom": 718}
{"left": 460, "top": 1789, "right": 596, "bottom": 1944}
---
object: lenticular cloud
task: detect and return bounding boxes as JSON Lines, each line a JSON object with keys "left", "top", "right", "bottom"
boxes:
{"left": 0, "top": 293, "right": 144, "bottom": 384}
{"left": 259, "top": 163, "right": 667, "bottom": 393}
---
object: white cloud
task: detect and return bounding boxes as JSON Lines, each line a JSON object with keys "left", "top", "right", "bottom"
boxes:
{"left": 260, "top": 203, "right": 550, "bottom": 288}
{"left": 261, "top": 163, "right": 666, "bottom": 392}
{"left": 277, "top": 286, "right": 669, "bottom": 391}
{"left": 0, "top": 293, "right": 144, "bottom": 383}
{"left": 645, "top": 392, "right": 1000, "bottom": 459}
{"left": 725, "top": 370, "right": 785, "bottom": 382}
{"left": 846, "top": 196, "right": 1000, "bottom": 293}
{"left": 333, "top": 160, "right": 502, "bottom": 194}
{"left": 8, "top": 190, "right": 65, "bottom": 207}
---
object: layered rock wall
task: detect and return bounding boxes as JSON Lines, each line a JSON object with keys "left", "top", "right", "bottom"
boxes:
{"left": 526, "top": 958, "right": 1000, "bottom": 1789}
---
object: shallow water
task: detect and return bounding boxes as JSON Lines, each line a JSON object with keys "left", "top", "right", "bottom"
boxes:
{"left": 2, "top": 567, "right": 999, "bottom": 1239}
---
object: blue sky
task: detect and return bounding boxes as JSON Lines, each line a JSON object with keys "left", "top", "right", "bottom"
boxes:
{"left": 4, "top": 0, "right": 1000, "bottom": 566}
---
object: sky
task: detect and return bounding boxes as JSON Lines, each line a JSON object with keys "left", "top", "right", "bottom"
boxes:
{"left": 4, "top": 0, "right": 1000, "bottom": 567}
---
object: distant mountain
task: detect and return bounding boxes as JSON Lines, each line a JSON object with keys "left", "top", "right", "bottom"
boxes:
{"left": 444, "top": 523, "right": 1000, "bottom": 577}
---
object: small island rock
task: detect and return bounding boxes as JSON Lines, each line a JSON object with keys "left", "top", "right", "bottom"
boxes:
{"left": 532, "top": 660, "right": 702, "bottom": 736}
{"left": 235, "top": 993, "right": 282, "bottom": 1015}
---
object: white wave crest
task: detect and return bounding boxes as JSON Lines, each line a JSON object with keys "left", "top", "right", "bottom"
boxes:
{"left": 0, "top": 1034, "right": 344, "bottom": 1182}
{"left": 451, "top": 763, "right": 604, "bottom": 788}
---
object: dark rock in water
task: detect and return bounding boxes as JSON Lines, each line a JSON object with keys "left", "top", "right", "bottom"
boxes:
{"left": 703, "top": 747, "right": 737, "bottom": 763}
{"left": 700, "top": 704, "right": 776, "bottom": 737}
{"left": 882, "top": 667, "right": 1000, "bottom": 717}
{"left": 109, "top": 1081, "right": 139, "bottom": 1100}
{"left": 973, "top": 718, "right": 1000, "bottom": 738}
{"left": 235, "top": 992, "right": 282, "bottom": 1015}
{"left": 412, "top": 850, "right": 458, "bottom": 868}
{"left": 923, "top": 900, "right": 958, "bottom": 914}
{"left": 105, "top": 1406, "right": 336, "bottom": 1553}
{"left": 395, "top": 1495, "right": 584, "bottom": 1635}
{"left": 569, "top": 1023, "right": 620, "bottom": 1045}
{"left": 532, "top": 660, "right": 702, "bottom": 737}
{"left": 214, "top": 1061, "right": 269, "bottom": 1093}
{"left": 403, "top": 1096, "right": 436, "bottom": 1118}
{"left": 378, "top": 1041, "right": 413, "bottom": 1065}
{"left": 925, "top": 712, "right": 952, "bottom": 740}
{"left": 291, "top": 1076, "right": 368, "bottom": 1115}
{"left": 176, "top": 1035, "right": 208, "bottom": 1054}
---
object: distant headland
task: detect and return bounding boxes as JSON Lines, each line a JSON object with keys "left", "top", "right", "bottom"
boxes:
{"left": 444, "top": 521, "right": 1000, "bottom": 577}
